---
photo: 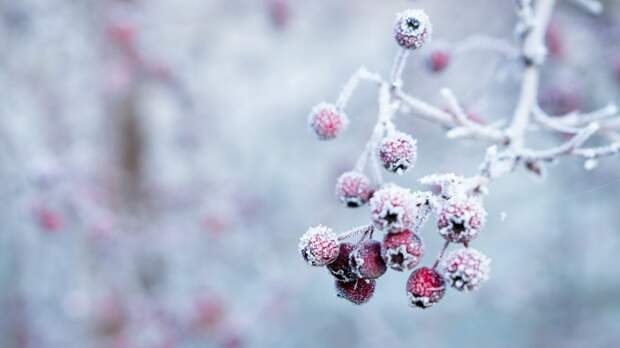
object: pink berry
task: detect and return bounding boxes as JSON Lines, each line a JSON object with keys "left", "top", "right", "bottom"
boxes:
{"left": 335, "top": 278, "right": 376, "bottom": 305}
{"left": 327, "top": 243, "right": 357, "bottom": 282}
{"left": 437, "top": 198, "right": 487, "bottom": 245}
{"left": 308, "top": 103, "right": 348, "bottom": 140}
{"left": 428, "top": 50, "right": 450, "bottom": 72}
{"left": 406, "top": 267, "right": 446, "bottom": 309}
{"left": 335, "top": 171, "right": 373, "bottom": 208}
{"left": 378, "top": 132, "right": 417, "bottom": 174}
{"left": 442, "top": 248, "right": 491, "bottom": 291}
{"left": 349, "top": 240, "right": 387, "bottom": 279}
{"left": 394, "top": 9, "right": 432, "bottom": 50}
{"left": 299, "top": 225, "right": 340, "bottom": 267}
{"left": 382, "top": 230, "right": 424, "bottom": 272}
{"left": 370, "top": 184, "right": 417, "bottom": 232}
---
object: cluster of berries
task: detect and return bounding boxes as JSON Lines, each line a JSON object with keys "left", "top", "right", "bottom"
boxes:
{"left": 300, "top": 181, "right": 490, "bottom": 308}
{"left": 301, "top": 9, "right": 492, "bottom": 309}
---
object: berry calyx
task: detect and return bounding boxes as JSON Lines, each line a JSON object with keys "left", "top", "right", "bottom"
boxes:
{"left": 308, "top": 102, "right": 348, "bottom": 140}
{"left": 378, "top": 131, "right": 417, "bottom": 174}
{"left": 406, "top": 267, "right": 446, "bottom": 309}
{"left": 299, "top": 225, "right": 340, "bottom": 267}
{"left": 382, "top": 230, "right": 424, "bottom": 272}
{"left": 442, "top": 248, "right": 491, "bottom": 291}
{"left": 327, "top": 243, "right": 357, "bottom": 282}
{"left": 335, "top": 171, "right": 373, "bottom": 208}
{"left": 335, "top": 278, "right": 376, "bottom": 305}
{"left": 349, "top": 240, "right": 387, "bottom": 279}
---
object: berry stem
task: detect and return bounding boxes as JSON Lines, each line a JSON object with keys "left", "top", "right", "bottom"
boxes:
{"left": 432, "top": 240, "right": 450, "bottom": 269}
{"left": 389, "top": 48, "right": 410, "bottom": 88}
{"left": 337, "top": 224, "right": 374, "bottom": 242}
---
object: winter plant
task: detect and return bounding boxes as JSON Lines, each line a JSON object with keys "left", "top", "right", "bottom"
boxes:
{"left": 300, "top": 2, "right": 620, "bottom": 309}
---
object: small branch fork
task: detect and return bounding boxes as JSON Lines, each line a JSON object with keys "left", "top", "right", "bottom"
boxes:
{"left": 334, "top": 0, "right": 619, "bottom": 186}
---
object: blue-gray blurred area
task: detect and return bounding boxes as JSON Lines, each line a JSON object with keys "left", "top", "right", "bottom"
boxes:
{"left": 1, "top": 0, "right": 620, "bottom": 347}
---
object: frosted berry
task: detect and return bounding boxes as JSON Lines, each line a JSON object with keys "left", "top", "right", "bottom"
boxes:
{"left": 308, "top": 102, "right": 348, "bottom": 140}
{"left": 437, "top": 198, "right": 486, "bottom": 244}
{"left": 349, "top": 240, "right": 387, "bottom": 279}
{"left": 335, "top": 171, "right": 372, "bottom": 208}
{"left": 335, "top": 278, "right": 376, "bottom": 305}
{"left": 442, "top": 248, "right": 491, "bottom": 291}
{"left": 378, "top": 131, "right": 417, "bottom": 174}
{"left": 370, "top": 184, "right": 416, "bottom": 232}
{"left": 428, "top": 50, "right": 450, "bottom": 72}
{"left": 327, "top": 243, "right": 357, "bottom": 282}
{"left": 382, "top": 230, "right": 424, "bottom": 272}
{"left": 406, "top": 267, "right": 446, "bottom": 309}
{"left": 394, "top": 9, "right": 432, "bottom": 50}
{"left": 299, "top": 225, "right": 340, "bottom": 267}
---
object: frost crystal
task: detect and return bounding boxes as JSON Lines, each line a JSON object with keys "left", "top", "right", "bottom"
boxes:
{"left": 442, "top": 248, "right": 491, "bottom": 291}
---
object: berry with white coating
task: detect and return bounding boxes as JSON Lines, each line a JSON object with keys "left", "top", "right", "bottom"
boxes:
{"left": 442, "top": 248, "right": 491, "bottom": 291}
{"left": 394, "top": 9, "right": 432, "bottom": 50}
{"left": 299, "top": 225, "right": 340, "bottom": 267}
{"left": 349, "top": 240, "right": 387, "bottom": 279}
{"left": 382, "top": 230, "right": 424, "bottom": 271}
{"left": 335, "top": 278, "right": 376, "bottom": 305}
{"left": 327, "top": 243, "right": 357, "bottom": 282}
{"left": 370, "top": 184, "right": 417, "bottom": 232}
{"left": 378, "top": 131, "right": 417, "bottom": 174}
{"left": 437, "top": 197, "right": 487, "bottom": 245}
{"left": 406, "top": 267, "right": 446, "bottom": 309}
{"left": 335, "top": 171, "right": 373, "bottom": 208}
{"left": 308, "top": 103, "right": 348, "bottom": 140}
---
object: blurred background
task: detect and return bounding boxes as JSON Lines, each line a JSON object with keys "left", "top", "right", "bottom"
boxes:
{"left": 1, "top": 0, "right": 620, "bottom": 347}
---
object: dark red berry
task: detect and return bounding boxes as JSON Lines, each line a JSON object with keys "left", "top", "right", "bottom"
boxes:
{"left": 349, "top": 240, "right": 387, "bottom": 279}
{"left": 406, "top": 267, "right": 446, "bottom": 309}
{"left": 335, "top": 278, "right": 376, "bottom": 305}
{"left": 382, "top": 230, "right": 424, "bottom": 271}
{"left": 327, "top": 243, "right": 357, "bottom": 282}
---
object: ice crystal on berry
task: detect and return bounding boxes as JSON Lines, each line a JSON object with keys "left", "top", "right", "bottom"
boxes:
{"left": 335, "top": 171, "right": 373, "bottom": 208}
{"left": 442, "top": 248, "right": 491, "bottom": 291}
{"left": 299, "top": 225, "right": 340, "bottom": 267}
{"left": 308, "top": 102, "right": 348, "bottom": 140}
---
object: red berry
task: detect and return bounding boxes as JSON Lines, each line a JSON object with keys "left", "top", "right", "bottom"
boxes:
{"left": 394, "top": 9, "right": 432, "bottom": 50}
{"left": 428, "top": 50, "right": 450, "bottom": 72}
{"left": 437, "top": 197, "right": 486, "bottom": 244}
{"left": 335, "top": 171, "right": 373, "bottom": 208}
{"left": 406, "top": 267, "right": 446, "bottom": 309}
{"left": 382, "top": 230, "right": 424, "bottom": 272}
{"left": 299, "top": 225, "right": 340, "bottom": 267}
{"left": 378, "top": 131, "right": 417, "bottom": 174}
{"left": 370, "top": 184, "right": 417, "bottom": 232}
{"left": 308, "top": 103, "right": 348, "bottom": 140}
{"left": 349, "top": 240, "right": 387, "bottom": 279}
{"left": 327, "top": 243, "right": 357, "bottom": 282}
{"left": 335, "top": 278, "right": 376, "bottom": 305}
{"left": 35, "top": 207, "right": 63, "bottom": 232}
{"left": 442, "top": 248, "right": 491, "bottom": 291}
